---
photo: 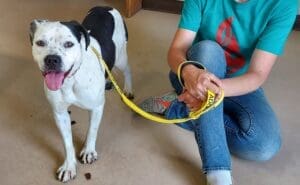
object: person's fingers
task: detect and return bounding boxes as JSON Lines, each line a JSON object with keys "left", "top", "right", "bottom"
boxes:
{"left": 197, "top": 92, "right": 206, "bottom": 101}
{"left": 208, "top": 73, "right": 223, "bottom": 88}
{"left": 179, "top": 91, "right": 197, "bottom": 103}
{"left": 199, "top": 73, "right": 223, "bottom": 96}
{"left": 186, "top": 103, "right": 193, "bottom": 110}
{"left": 190, "top": 106, "right": 198, "bottom": 112}
{"left": 182, "top": 92, "right": 203, "bottom": 111}
{"left": 188, "top": 102, "right": 202, "bottom": 111}
{"left": 178, "top": 91, "right": 192, "bottom": 102}
{"left": 207, "top": 81, "right": 221, "bottom": 95}
{"left": 193, "top": 80, "right": 208, "bottom": 100}
{"left": 184, "top": 70, "right": 223, "bottom": 105}
{"left": 182, "top": 91, "right": 195, "bottom": 103}
{"left": 207, "top": 74, "right": 223, "bottom": 100}
{"left": 178, "top": 93, "right": 185, "bottom": 102}
{"left": 191, "top": 86, "right": 206, "bottom": 100}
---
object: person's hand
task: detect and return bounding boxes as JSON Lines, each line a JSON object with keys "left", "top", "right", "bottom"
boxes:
{"left": 178, "top": 90, "right": 203, "bottom": 111}
{"left": 181, "top": 64, "right": 223, "bottom": 101}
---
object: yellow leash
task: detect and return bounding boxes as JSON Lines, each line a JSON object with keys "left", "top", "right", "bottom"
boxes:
{"left": 91, "top": 47, "right": 224, "bottom": 124}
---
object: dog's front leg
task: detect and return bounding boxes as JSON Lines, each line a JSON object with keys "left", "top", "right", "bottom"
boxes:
{"left": 54, "top": 111, "right": 77, "bottom": 182}
{"left": 79, "top": 104, "right": 104, "bottom": 164}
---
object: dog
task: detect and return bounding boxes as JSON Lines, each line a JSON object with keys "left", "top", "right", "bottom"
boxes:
{"left": 29, "top": 6, "right": 133, "bottom": 182}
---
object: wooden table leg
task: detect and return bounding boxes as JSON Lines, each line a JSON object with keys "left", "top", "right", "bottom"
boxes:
{"left": 125, "top": 0, "right": 142, "bottom": 17}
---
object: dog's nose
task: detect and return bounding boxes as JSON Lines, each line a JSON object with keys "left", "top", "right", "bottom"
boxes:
{"left": 44, "top": 55, "right": 62, "bottom": 71}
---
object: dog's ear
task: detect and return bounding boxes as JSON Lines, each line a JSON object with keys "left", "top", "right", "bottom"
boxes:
{"left": 29, "top": 19, "right": 48, "bottom": 45}
{"left": 60, "top": 21, "right": 90, "bottom": 50}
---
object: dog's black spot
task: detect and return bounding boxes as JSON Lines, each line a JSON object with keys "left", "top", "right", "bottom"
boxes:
{"left": 123, "top": 19, "right": 128, "bottom": 41}
{"left": 82, "top": 6, "right": 117, "bottom": 77}
{"left": 29, "top": 21, "right": 37, "bottom": 45}
{"left": 60, "top": 21, "right": 90, "bottom": 50}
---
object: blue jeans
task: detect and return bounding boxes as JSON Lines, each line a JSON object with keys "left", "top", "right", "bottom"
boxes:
{"left": 165, "top": 40, "right": 281, "bottom": 173}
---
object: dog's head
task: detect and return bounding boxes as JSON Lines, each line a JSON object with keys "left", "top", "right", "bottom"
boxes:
{"left": 29, "top": 20, "right": 90, "bottom": 91}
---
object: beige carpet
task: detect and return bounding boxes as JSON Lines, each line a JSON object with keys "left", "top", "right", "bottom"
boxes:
{"left": 0, "top": 0, "right": 299, "bottom": 185}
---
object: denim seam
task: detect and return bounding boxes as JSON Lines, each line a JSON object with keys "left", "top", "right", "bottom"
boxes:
{"left": 202, "top": 167, "right": 232, "bottom": 174}
{"left": 224, "top": 97, "right": 256, "bottom": 136}
{"left": 194, "top": 124, "right": 205, "bottom": 165}
{"left": 194, "top": 121, "right": 231, "bottom": 173}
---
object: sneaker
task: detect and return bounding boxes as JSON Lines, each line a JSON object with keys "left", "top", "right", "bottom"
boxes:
{"left": 139, "top": 91, "right": 177, "bottom": 114}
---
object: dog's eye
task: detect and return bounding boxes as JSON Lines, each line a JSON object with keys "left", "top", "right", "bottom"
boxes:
{"left": 64, "top": 41, "right": 74, "bottom": 48}
{"left": 35, "top": 40, "right": 46, "bottom": 47}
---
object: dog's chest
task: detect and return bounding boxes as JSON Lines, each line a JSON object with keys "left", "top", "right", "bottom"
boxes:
{"left": 64, "top": 75, "right": 104, "bottom": 108}
{"left": 59, "top": 85, "right": 77, "bottom": 103}
{"left": 46, "top": 72, "right": 105, "bottom": 110}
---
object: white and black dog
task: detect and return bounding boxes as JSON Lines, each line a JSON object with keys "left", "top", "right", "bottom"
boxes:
{"left": 29, "top": 6, "right": 133, "bottom": 182}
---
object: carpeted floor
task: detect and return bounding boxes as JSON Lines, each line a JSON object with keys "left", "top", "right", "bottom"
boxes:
{"left": 0, "top": 1, "right": 299, "bottom": 185}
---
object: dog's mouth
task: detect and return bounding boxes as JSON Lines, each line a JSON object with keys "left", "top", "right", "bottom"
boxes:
{"left": 42, "top": 65, "right": 73, "bottom": 91}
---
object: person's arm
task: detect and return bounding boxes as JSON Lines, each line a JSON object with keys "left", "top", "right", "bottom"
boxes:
{"left": 168, "top": 29, "right": 222, "bottom": 99}
{"left": 167, "top": 28, "right": 196, "bottom": 73}
{"left": 177, "top": 49, "right": 277, "bottom": 111}
{"left": 222, "top": 49, "right": 277, "bottom": 97}
{"left": 169, "top": 32, "right": 277, "bottom": 110}
{"left": 169, "top": 29, "right": 278, "bottom": 97}
{"left": 170, "top": 0, "right": 296, "bottom": 110}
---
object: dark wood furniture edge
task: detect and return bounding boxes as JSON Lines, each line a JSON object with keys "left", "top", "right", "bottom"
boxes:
{"left": 125, "top": 0, "right": 142, "bottom": 18}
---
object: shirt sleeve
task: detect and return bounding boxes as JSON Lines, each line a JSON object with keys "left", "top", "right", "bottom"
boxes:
{"left": 178, "top": 0, "right": 202, "bottom": 32}
{"left": 255, "top": 0, "right": 298, "bottom": 55}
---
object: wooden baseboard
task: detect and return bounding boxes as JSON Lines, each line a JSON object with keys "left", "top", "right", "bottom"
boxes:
{"left": 142, "top": 0, "right": 183, "bottom": 14}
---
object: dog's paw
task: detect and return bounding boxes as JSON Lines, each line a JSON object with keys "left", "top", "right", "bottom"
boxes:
{"left": 79, "top": 149, "right": 98, "bottom": 164}
{"left": 105, "top": 81, "right": 113, "bottom": 90}
{"left": 56, "top": 161, "right": 76, "bottom": 182}
{"left": 124, "top": 92, "right": 134, "bottom": 100}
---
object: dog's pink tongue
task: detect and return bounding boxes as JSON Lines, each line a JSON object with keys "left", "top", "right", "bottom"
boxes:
{"left": 44, "top": 72, "right": 65, "bottom": 91}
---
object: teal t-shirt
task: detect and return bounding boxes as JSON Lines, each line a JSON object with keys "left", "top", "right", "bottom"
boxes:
{"left": 179, "top": 0, "right": 298, "bottom": 77}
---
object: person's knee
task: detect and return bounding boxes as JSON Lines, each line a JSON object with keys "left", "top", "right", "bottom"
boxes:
{"left": 252, "top": 117, "right": 281, "bottom": 161}
{"left": 235, "top": 135, "right": 282, "bottom": 162}
{"left": 188, "top": 40, "right": 223, "bottom": 60}
{"left": 194, "top": 40, "right": 223, "bottom": 51}
{"left": 187, "top": 40, "right": 226, "bottom": 77}
{"left": 255, "top": 136, "right": 281, "bottom": 161}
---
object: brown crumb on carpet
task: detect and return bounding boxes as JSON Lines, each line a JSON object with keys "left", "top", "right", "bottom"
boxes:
{"left": 85, "top": 173, "right": 91, "bottom": 180}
